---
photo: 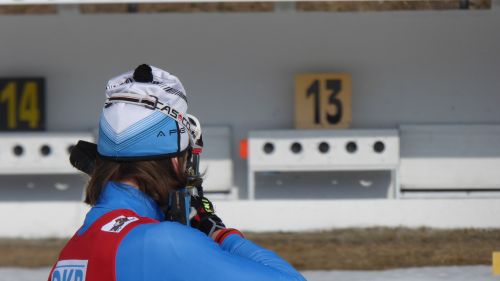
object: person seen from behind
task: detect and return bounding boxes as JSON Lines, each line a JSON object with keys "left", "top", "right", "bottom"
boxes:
{"left": 48, "top": 64, "right": 307, "bottom": 281}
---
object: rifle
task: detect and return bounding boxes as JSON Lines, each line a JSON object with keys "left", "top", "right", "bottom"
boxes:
{"left": 164, "top": 114, "right": 204, "bottom": 225}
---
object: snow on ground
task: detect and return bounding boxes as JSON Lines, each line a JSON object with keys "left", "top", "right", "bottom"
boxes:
{"left": 0, "top": 265, "right": 495, "bottom": 281}
{"left": 302, "top": 266, "right": 496, "bottom": 281}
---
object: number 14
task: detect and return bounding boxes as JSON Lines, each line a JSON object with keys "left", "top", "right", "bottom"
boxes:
{"left": 0, "top": 82, "right": 40, "bottom": 129}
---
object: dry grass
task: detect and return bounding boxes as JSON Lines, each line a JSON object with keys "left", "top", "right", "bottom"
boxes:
{"left": 0, "top": 5, "right": 57, "bottom": 15}
{"left": 80, "top": 2, "right": 274, "bottom": 14}
{"left": 136, "top": 2, "right": 274, "bottom": 13}
{"left": 1, "top": 228, "right": 499, "bottom": 270}
{"left": 0, "top": 238, "right": 66, "bottom": 268}
{"left": 296, "top": 0, "right": 491, "bottom": 11}
{"left": 79, "top": 4, "right": 129, "bottom": 14}
{"left": 246, "top": 228, "right": 500, "bottom": 270}
{"left": 0, "top": 0, "right": 491, "bottom": 15}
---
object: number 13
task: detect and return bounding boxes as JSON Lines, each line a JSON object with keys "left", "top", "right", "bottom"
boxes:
{"left": 306, "top": 79, "right": 342, "bottom": 125}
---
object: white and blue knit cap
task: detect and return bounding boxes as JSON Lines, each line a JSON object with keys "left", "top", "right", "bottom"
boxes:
{"left": 97, "top": 64, "right": 190, "bottom": 160}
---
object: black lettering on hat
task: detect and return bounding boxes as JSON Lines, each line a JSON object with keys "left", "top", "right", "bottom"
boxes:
{"left": 171, "top": 109, "right": 179, "bottom": 119}
{"left": 169, "top": 129, "right": 177, "bottom": 136}
{"left": 157, "top": 131, "right": 166, "bottom": 137}
{"left": 160, "top": 105, "right": 171, "bottom": 114}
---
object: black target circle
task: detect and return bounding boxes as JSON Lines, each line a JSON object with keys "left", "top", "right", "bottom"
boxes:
{"left": 13, "top": 145, "right": 24, "bottom": 156}
{"left": 263, "top": 142, "right": 274, "bottom": 154}
{"left": 346, "top": 141, "right": 357, "bottom": 153}
{"left": 373, "top": 141, "right": 385, "bottom": 153}
{"left": 40, "top": 145, "right": 52, "bottom": 156}
{"left": 318, "top": 142, "right": 330, "bottom": 153}
{"left": 290, "top": 142, "right": 302, "bottom": 154}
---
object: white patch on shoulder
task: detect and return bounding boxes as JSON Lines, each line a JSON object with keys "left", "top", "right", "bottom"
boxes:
{"left": 101, "top": 215, "right": 139, "bottom": 233}
{"left": 51, "top": 259, "right": 88, "bottom": 281}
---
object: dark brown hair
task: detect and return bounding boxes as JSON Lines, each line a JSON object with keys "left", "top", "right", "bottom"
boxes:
{"left": 84, "top": 151, "right": 189, "bottom": 209}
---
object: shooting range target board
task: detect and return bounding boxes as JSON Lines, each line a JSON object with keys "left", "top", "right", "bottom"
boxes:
{"left": 295, "top": 73, "right": 351, "bottom": 129}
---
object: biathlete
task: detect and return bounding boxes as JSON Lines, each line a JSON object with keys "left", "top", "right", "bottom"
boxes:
{"left": 48, "top": 64, "right": 306, "bottom": 281}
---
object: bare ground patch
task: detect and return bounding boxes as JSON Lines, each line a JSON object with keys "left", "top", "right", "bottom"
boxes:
{"left": 1, "top": 228, "right": 499, "bottom": 270}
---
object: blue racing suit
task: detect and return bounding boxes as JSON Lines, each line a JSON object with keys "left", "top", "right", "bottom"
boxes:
{"left": 76, "top": 181, "right": 307, "bottom": 281}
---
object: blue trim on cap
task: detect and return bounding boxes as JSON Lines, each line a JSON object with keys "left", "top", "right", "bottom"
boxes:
{"left": 100, "top": 111, "right": 166, "bottom": 145}
{"left": 98, "top": 112, "right": 182, "bottom": 158}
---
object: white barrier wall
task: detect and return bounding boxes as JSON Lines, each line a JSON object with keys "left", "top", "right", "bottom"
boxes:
{"left": 3, "top": 199, "right": 500, "bottom": 238}
{"left": 248, "top": 129, "right": 400, "bottom": 199}
{"left": 400, "top": 125, "right": 500, "bottom": 191}
{"left": 0, "top": 133, "right": 93, "bottom": 174}
{"left": 1, "top": 5, "right": 500, "bottom": 194}
{"left": 199, "top": 126, "right": 236, "bottom": 195}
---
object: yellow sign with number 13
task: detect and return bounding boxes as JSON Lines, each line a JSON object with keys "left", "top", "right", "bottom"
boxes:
{"left": 295, "top": 73, "right": 351, "bottom": 129}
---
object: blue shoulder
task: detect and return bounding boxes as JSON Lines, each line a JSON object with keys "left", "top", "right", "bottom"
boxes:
{"left": 144, "top": 220, "right": 212, "bottom": 246}
{"left": 116, "top": 222, "right": 306, "bottom": 281}
{"left": 116, "top": 221, "right": 214, "bottom": 281}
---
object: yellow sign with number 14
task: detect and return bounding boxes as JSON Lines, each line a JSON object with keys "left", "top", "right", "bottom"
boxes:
{"left": 0, "top": 78, "right": 45, "bottom": 131}
{"left": 295, "top": 73, "right": 351, "bottom": 129}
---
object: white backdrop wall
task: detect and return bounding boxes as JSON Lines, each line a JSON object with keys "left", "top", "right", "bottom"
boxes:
{"left": 4, "top": 199, "right": 500, "bottom": 238}
{"left": 0, "top": 4, "right": 499, "bottom": 196}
